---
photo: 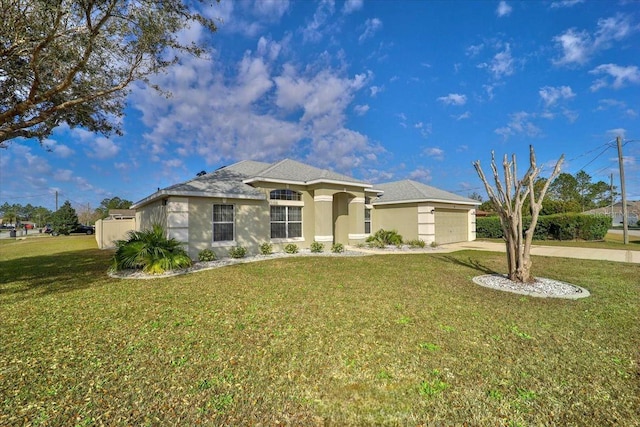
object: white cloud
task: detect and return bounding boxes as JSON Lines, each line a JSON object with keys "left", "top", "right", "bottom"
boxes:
{"left": 552, "top": 29, "right": 592, "bottom": 66}
{"left": 359, "top": 18, "right": 383, "bottom": 43}
{"left": 342, "top": 0, "right": 363, "bottom": 14}
{"left": 414, "top": 122, "right": 432, "bottom": 138}
{"left": 539, "top": 85, "right": 575, "bottom": 107}
{"left": 86, "top": 137, "right": 119, "bottom": 159}
{"left": 466, "top": 43, "right": 484, "bottom": 57}
{"left": 370, "top": 85, "right": 384, "bottom": 97}
{"left": 54, "top": 169, "right": 74, "bottom": 182}
{"left": 452, "top": 111, "right": 471, "bottom": 120}
{"left": 496, "top": 1, "right": 512, "bottom": 17}
{"left": 43, "top": 139, "right": 74, "bottom": 158}
{"left": 302, "top": 0, "right": 336, "bottom": 43}
{"left": 407, "top": 167, "right": 432, "bottom": 183}
{"left": 478, "top": 43, "right": 514, "bottom": 79}
{"left": 553, "top": 14, "right": 638, "bottom": 66}
{"left": 437, "top": 93, "right": 467, "bottom": 106}
{"left": 254, "top": 0, "right": 290, "bottom": 21}
{"left": 423, "top": 147, "right": 444, "bottom": 160}
{"left": 550, "top": 0, "right": 584, "bottom": 8}
{"left": 354, "top": 104, "right": 370, "bottom": 115}
{"left": 606, "top": 128, "right": 626, "bottom": 139}
{"left": 130, "top": 38, "right": 380, "bottom": 175}
{"left": 589, "top": 64, "right": 640, "bottom": 90}
{"left": 495, "top": 111, "right": 541, "bottom": 139}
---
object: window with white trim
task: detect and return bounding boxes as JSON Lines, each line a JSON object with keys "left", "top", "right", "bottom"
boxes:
{"left": 270, "top": 189, "right": 301, "bottom": 201}
{"left": 270, "top": 206, "right": 302, "bottom": 238}
{"left": 213, "top": 204, "right": 234, "bottom": 242}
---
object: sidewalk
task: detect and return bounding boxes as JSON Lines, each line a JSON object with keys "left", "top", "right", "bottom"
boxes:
{"left": 442, "top": 241, "right": 640, "bottom": 264}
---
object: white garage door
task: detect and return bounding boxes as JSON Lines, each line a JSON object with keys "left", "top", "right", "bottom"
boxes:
{"left": 435, "top": 209, "right": 468, "bottom": 244}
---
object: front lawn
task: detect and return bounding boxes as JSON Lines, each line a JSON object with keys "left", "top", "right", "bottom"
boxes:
{"left": 1, "top": 236, "right": 638, "bottom": 425}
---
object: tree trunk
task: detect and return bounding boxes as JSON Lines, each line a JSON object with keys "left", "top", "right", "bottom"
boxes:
{"left": 474, "top": 146, "right": 564, "bottom": 284}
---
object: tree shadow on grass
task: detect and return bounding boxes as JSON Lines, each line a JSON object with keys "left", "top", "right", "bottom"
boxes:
{"left": 437, "top": 254, "right": 500, "bottom": 275}
{"left": 0, "top": 248, "right": 114, "bottom": 305}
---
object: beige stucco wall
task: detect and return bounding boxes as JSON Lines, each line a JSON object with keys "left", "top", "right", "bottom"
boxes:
{"left": 372, "top": 203, "right": 419, "bottom": 241}
{"left": 372, "top": 202, "right": 477, "bottom": 244}
{"left": 187, "top": 197, "right": 270, "bottom": 259}
{"left": 136, "top": 199, "right": 166, "bottom": 231}
{"left": 95, "top": 218, "right": 136, "bottom": 249}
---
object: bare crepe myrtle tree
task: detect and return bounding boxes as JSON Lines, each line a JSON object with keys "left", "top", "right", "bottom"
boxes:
{"left": 473, "top": 146, "right": 564, "bottom": 283}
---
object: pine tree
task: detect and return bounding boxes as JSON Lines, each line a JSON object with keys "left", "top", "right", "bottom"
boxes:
{"left": 50, "top": 201, "right": 79, "bottom": 235}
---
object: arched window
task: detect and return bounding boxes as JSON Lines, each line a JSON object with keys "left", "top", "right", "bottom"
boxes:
{"left": 270, "top": 189, "right": 301, "bottom": 201}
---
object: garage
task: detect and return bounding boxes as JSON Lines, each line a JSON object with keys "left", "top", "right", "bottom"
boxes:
{"left": 435, "top": 209, "right": 468, "bottom": 244}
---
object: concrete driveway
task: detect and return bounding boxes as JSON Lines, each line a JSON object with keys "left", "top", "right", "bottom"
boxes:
{"left": 444, "top": 240, "right": 640, "bottom": 264}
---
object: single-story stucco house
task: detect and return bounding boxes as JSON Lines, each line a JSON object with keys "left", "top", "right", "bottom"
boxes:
{"left": 131, "top": 159, "right": 480, "bottom": 259}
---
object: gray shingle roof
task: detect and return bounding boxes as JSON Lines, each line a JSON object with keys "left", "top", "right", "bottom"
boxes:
{"left": 245, "top": 159, "right": 370, "bottom": 186}
{"left": 132, "top": 158, "right": 371, "bottom": 208}
{"left": 373, "top": 180, "right": 479, "bottom": 205}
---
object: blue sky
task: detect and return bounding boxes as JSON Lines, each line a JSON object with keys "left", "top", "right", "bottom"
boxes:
{"left": 1, "top": 0, "right": 639, "bottom": 213}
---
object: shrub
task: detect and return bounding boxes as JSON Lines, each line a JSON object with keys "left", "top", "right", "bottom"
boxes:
{"left": 229, "top": 246, "right": 247, "bottom": 259}
{"left": 198, "top": 249, "right": 216, "bottom": 262}
{"left": 284, "top": 243, "right": 299, "bottom": 254}
{"left": 331, "top": 243, "right": 344, "bottom": 253}
{"left": 407, "top": 239, "right": 426, "bottom": 248}
{"left": 113, "top": 224, "right": 192, "bottom": 274}
{"left": 430, "top": 241, "right": 438, "bottom": 248}
{"left": 476, "top": 217, "right": 503, "bottom": 239}
{"left": 475, "top": 213, "right": 611, "bottom": 241}
{"left": 366, "top": 229, "right": 403, "bottom": 246}
{"left": 310, "top": 241, "right": 324, "bottom": 253}
{"left": 259, "top": 242, "right": 273, "bottom": 255}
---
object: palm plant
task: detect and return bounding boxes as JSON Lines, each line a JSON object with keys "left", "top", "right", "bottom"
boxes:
{"left": 112, "top": 224, "right": 192, "bottom": 274}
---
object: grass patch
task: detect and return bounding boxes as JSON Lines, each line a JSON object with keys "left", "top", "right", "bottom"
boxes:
{"left": 1, "top": 236, "right": 639, "bottom": 425}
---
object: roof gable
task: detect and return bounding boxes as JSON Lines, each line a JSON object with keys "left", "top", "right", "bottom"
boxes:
{"left": 243, "top": 159, "right": 370, "bottom": 187}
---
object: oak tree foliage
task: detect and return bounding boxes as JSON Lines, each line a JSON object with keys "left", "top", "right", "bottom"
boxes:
{"left": 0, "top": 0, "right": 218, "bottom": 145}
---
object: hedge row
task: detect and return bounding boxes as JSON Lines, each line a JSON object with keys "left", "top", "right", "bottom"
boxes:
{"left": 476, "top": 213, "right": 611, "bottom": 241}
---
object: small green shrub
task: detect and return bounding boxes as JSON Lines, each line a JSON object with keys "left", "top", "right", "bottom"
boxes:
{"left": 366, "top": 229, "right": 403, "bottom": 246}
{"left": 112, "top": 224, "right": 192, "bottom": 274}
{"left": 366, "top": 240, "right": 385, "bottom": 249}
{"left": 259, "top": 242, "right": 273, "bottom": 255}
{"left": 284, "top": 243, "right": 299, "bottom": 254}
{"left": 310, "top": 241, "right": 324, "bottom": 253}
{"left": 198, "top": 249, "right": 216, "bottom": 262}
{"left": 407, "top": 239, "right": 426, "bottom": 248}
{"left": 430, "top": 241, "right": 438, "bottom": 248}
{"left": 229, "top": 246, "right": 247, "bottom": 259}
{"left": 331, "top": 243, "right": 344, "bottom": 253}
{"left": 476, "top": 217, "right": 503, "bottom": 238}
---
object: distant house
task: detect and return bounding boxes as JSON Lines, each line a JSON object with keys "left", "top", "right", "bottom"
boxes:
{"left": 584, "top": 201, "right": 640, "bottom": 226}
{"left": 132, "top": 159, "right": 480, "bottom": 259}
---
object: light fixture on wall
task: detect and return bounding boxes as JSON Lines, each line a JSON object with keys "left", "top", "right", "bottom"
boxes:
{"left": 430, "top": 208, "right": 435, "bottom": 214}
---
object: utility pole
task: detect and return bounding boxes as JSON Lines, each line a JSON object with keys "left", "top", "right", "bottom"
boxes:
{"left": 610, "top": 173, "right": 614, "bottom": 223}
{"left": 55, "top": 191, "right": 59, "bottom": 211}
{"left": 616, "top": 136, "right": 629, "bottom": 245}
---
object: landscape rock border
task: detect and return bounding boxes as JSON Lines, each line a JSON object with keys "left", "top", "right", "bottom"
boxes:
{"left": 472, "top": 274, "right": 590, "bottom": 299}
{"left": 108, "top": 249, "right": 368, "bottom": 280}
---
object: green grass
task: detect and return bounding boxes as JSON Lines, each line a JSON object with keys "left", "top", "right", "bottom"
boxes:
{"left": 481, "top": 231, "right": 640, "bottom": 251}
{"left": 1, "top": 236, "right": 639, "bottom": 425}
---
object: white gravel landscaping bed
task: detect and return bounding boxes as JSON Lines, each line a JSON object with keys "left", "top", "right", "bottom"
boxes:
{"left": 473, "top": 274, "right": 590, "bottom": 299}
{"left": 109, "top": 249, "right": 367, "bottom": 280}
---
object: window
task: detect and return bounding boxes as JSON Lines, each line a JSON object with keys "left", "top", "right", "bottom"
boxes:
{"left": 365, "top": 208, "right": 371, "bottom": 234}
{"left": 213, "top": 204, "right": 234, "bottom": 242}
{"left": 270, "top": 189, "right": 301, "bottom": 201}
{"left": 271, "top": 206, "right": 302, "bottom": 238}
